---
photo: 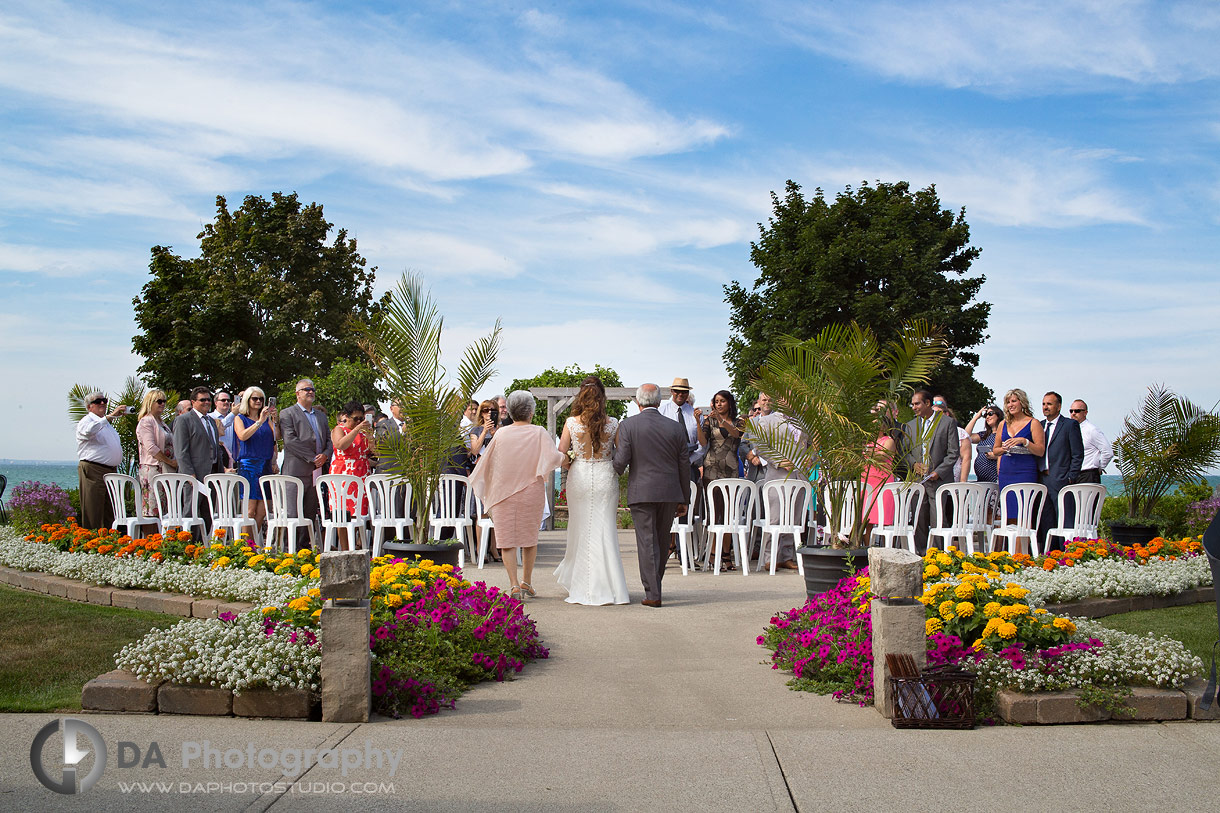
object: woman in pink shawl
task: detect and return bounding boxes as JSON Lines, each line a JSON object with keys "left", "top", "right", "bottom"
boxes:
{"left": 468, "top": 390, "right": 565, "bottom": 600}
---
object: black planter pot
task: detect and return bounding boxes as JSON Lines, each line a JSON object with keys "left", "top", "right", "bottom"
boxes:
{"left": 384, "top": 542, "right": 462, "bottom": 569}
{"left": 798, "top": 545, "right": 870, "bottom": 599}
{"left": 1109, "top": 523, "right": 1159, "bottom": 547}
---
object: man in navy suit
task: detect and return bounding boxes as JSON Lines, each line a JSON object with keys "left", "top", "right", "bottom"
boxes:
{"left": 1038, "top": 391, "right": 1083, "bottom": 551}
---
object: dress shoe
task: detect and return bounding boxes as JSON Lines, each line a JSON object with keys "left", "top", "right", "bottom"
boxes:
{"left": 641, "top": 599, "right": 663, "bottom": 608}
{"left": 779, "top": 560, "right": 799, "bottom": 570}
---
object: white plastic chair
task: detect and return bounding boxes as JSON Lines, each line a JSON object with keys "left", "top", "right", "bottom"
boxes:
{"left": 429, "top": 474, "right": 474, "bottom": 553}
{"left": 1046, "top": 483, "right": 1107, "bottom": 548}
{"left": 702, "top": 478, "right": 755, "bottom": 576}
{"left": 820, "top": 481, "right": 859, "bottom": 545}
{"left": 869, "top": 481, "right": 925, "bottom": 553}
{"left": 756, "top": 479, "right": 811, "bottom": 575}
{"left": 991, "top": 483, "right": 1048, "bottom": 556}
{"left": 317, "top": 474, "right": 368, "bottom": 552}
{"left": 965, "top": 482, "right": 1000, "bottom": 548}
{"left": 470, "top": 490, "right": 521, "bottom": 570}
{"left": 366, "top": 475, "right": 413, "bottom": 557}
{"left": 204, "top": 473, "right": 261, "bottom": 546}
{"left": 668, "top": 481, "right": 700, "bottom": 575}
{"left": 104, "top": 473, "right": 161, "bottom": 538}
{"left": 928, "top": 483, "right": 981, "bottom": 553}
{"left": 151, "top": 474, "right": 207, "bottom": 540}
{"left": 260, "top": 475, "right": 317, "bottom": 553}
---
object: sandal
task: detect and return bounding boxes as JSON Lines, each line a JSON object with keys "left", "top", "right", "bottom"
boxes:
{"left": 719, "top": 557, "right": 736, "bottom": 572}
{"left": 509, "top": 586, "right": 523, "bottom": 600}
{"left": 521, "top": 582, "right": 536, "bottom": 597}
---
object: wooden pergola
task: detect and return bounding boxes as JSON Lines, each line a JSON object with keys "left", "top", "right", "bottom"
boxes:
{"left": 529, "top": 385, "right": 672, "bottom": 529}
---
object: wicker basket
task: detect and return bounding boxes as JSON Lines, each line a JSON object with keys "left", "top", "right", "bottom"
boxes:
{"left": 889, "top": 665, "right": 976, "bottom": 729}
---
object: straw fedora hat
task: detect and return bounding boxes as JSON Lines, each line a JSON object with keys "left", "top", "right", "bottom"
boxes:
{"left": 669, "top": 377, "right": 691, "bottom": 392}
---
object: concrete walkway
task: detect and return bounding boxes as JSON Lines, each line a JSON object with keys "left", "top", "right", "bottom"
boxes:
{"left": 3, "top": 530, "right": 1219, "bottom": 812}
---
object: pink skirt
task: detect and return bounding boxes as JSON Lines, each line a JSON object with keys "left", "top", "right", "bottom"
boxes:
{"left": 489, "top": 482, "right": 545, "bottom": 549}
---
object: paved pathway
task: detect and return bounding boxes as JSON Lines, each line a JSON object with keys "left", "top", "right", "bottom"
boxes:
{"left": 3, "top": 530, "right": 1219, "bottom": 812}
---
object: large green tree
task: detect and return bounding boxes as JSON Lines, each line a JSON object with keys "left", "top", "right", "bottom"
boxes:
{"left": 132, "top": 192, "right": 387, "bottom": 394}
{"left": 724, "top": 180, "right": 992, "bottom": 414}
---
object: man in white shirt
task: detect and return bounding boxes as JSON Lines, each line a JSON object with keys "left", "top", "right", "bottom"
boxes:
{"left": 1069, "top": 400, "right": 1112, "bottom": 484}
{"left": 657, "top": 377, "right": 705, "bottom": 484}
{"left": 744, "top": 392, "right": 803, "bottom": 570}
{"left": 76, "top": 391, "right": 128, "bottom": 530}
{"left": 210, "top": 390, "right": 237, "bottom": 467}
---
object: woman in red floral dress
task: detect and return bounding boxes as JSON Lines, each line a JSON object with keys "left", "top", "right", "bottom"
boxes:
{"left": 329, "top": 401, "right": 373, "bottom": 548}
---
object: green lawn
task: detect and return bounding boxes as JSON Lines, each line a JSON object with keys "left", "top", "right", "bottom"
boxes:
{"left": 1099, "top": 601, "right": 1219, "bottom": 664}
{"left": 0, "top": 584, "right": 178, "bottom": 712}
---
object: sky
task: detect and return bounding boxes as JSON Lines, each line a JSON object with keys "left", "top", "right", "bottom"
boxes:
{"left": 2, "top": 0, "right": 1218, "bottom": 463}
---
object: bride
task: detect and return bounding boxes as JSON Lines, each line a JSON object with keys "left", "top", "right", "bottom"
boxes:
{"left": 554, "top": 376, "right": 630, "bottom": 605}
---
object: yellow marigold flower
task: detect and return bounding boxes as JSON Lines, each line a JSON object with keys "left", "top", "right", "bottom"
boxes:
{"left": 311, "top": 609, "right": 321, "bottom": 619}
{"left": 954, "top": 583, "right": 975, "bottom": 599}
{"left": 955, "top": 601, "right": 976, "bottom": 618}
{"left": 972, "top": 639, "right": 986, "bottom": 651}
{"left": 308, "top": 588, "right": 321, "bottom": 598}
{"left": 385, "top": 594, "right": 404, "bottom": 608}
{"left": 994, "top": 588, "right": 1011, "bottom": 598}
{"left": 1052, "top": 617, "right": 1076, "bottom": 633}
{"left": 938, "top": 600, "right": 956, "bottom": 620}
{"left": 408, "top": 568, "right": 421, "bottom": 577}
{"left": 998, "top": 622, "right": 1018, "bottom": 639}
{"left": 211, "top": 543, "right": 225, "bottom": 551}
{"left": 926, "top": 618, "right": 944, "bottom": 635}
{"left": 924, "top": 564, "right": 941, "bottom": 578}
{"left": 983, "top": 602, "right": 1003, "bottom": 618}
{"left": 1010, "top": 604, "right": 1030, "bottom": 616}
{"left": 262, "top": 606, "right": 277, "bottom": 615}
{"left": 441, "top": 564, "right": 454, "bottom": 572}
{"left": 215, "top": 556, "right": 231, "bottom": 568}
{"left": 982, "top": 618, "right": 1001, "bottom": 637}
{"left": 287, "top": 596, "right": 311, "bottom": 612}
{"left": 420, "top": 559, "right": 435, "bottom": 567}
{"left": 1033, "top": 608, "right": 1049, "bottom": 615}
{"left": 412, "top": 579, "right": 426, "bottom": 588}
{"left": 935, "top": 554, "right": 952, "bottom": 568}
{"left": 247, "top": 554, "right": 265, "bottom": 567}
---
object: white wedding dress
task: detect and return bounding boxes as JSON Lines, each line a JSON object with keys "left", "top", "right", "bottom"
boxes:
{"left": 554, "top": 416, "right": 630, "bottom": 605}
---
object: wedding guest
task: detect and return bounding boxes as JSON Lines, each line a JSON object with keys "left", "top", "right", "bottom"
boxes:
{"left": 136, "top": 389, "right": 176, "bottom": 516}
{"left": 328, "top": 400, "right": 374, "bottom": 550}
{"left": 210, "top": 390, "right": 237, "bottom": 466}
{"left": 175, "top": 399, "right": 191, "bottom": 417}
{"left": 903, "top": 389, "right": 960, "bottom": 553}
{"left": 698, "top": 390, "right": 744, "bottom": 564}
{"left": 1038, "top": 391, "right": 1083, "bottom": 551}
{"left": 469, "top": 391, "right": 565, "bottom": 600}
{"left": 468, "top": 399, "right": 500, "bottom": 462}
{"left": 374, "top": 400, "right": 407, "bottom": 475}
{"left": 933, "top": 395, "right": 972, "bottom": 482}
{"left": 658, "top": 377, "right": 705, "bottom": 483}
{"left": 1069, "top": 400, "right": 1112, "bottom": 483}
{"left": 460, "top": 399, "right": 478, "bottom": 437}
{"left": 494, "top": 394, "right": 512, "bottom": 427}
{"left": 750, "top": 391, "right": 803, "bottom": 570}
{"left": 173, "top": 387, "right": 224, "bottom": 482}
{"left": 76, "top": 391, "right": 127, "bottom": 529}
{"left": 862, "top": 400, "right": 897, "bottom": 533}
{"left": 232, "top": 387, "right": 279, "bottom": 531}
{"left": 965, "top": 404, "right": 1002, "bottom": 483}
{"left": 989, "top": 388, "right": 1045, "bottom": 554}
{"left": 280, "top": 379, "right": 334, "bottom": 544}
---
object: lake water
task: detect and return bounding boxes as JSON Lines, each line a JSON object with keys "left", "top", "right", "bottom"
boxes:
{"left": 2, "top": 461, "right": 1217, "bottom": 500}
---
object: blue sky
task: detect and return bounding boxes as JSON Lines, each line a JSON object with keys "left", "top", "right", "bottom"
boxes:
{"left": 2, "top": 0, "right": 1218, "bottom": 462}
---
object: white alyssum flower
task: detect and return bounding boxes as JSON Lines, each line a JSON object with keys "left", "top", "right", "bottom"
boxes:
{"left": 115, "top": 612, "right": 321, "bottom": 693}
{"left": 1007, "top": 556, "right": 1212, "bottom": 604}
{"left": 0, "top": 531, "right": 312, "bottom": 606}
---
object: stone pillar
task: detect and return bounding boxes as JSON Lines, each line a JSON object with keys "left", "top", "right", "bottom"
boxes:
{"left": 319, "top": 550, "right": 371, "bottom": 723}
{"left": 868, "top": 547, "right": 925, "bottom": 718}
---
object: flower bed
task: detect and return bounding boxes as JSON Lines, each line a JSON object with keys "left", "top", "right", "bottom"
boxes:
{"left": 2, "top": 524, "right": 549, "bottom": 716}
{"left": 760, "top": 541, "right": 1208, "bottom": 717}
{"left": 7, "top": 481, "right": 75, "bottom": 533}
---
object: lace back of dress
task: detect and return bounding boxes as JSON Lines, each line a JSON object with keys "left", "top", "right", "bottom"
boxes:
{"left": 569, "top": 416, "right": 617, "bottom": 461}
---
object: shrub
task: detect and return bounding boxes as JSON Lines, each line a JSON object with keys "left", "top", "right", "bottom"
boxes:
{"left": 8, "top": 481, "right": 74, "bottom": 533}
{"left": 1186, "top": 498, "right": 1220, "bottom": 538}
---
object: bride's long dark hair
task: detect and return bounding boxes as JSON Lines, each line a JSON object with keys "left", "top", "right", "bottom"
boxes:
{"left": 571, "top": 375, "right": 609, "bottom": 457}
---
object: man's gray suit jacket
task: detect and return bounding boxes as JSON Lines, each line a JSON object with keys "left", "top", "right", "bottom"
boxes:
{"left": 612, "top": 408, "right": 691, "bottom": 506}
{"left": 172, "top": 409, "right": 222, "bottom": 482}
{"left": 279, "top": 403, "right": 333, "bottom": 480}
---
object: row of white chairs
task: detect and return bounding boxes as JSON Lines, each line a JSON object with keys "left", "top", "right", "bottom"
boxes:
{"left": 101, "top": 472, "right": 494, "bottom": 564}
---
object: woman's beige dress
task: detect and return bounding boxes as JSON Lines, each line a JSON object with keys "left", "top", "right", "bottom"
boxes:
{"left": 468, "top": 424, "right": 564, "bottom": 549}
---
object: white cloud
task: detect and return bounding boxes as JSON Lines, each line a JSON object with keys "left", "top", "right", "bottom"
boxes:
{"left": 363, "top": 230, "right": 522, "bottom": 279}
{"left": 0, "top": 242, "right": 140, "bottom": 278}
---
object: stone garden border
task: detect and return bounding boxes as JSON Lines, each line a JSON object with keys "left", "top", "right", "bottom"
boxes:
{"left": 0, "top": 564, "right": 318, "bottom": 720}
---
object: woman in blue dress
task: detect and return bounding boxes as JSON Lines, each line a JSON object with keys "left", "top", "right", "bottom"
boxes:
{"left": 232, "top": 387, "right": 280, "bottom": 533}
{"left": 990, "top": 388, "right": 1045, "bottom": 554}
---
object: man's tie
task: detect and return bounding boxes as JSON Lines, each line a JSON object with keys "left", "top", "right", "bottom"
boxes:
{"left": 202, "top": 412, "right": 216, "bottom": 446}
{"left": 677, "top": 405, "right": 687, "bottom": 437}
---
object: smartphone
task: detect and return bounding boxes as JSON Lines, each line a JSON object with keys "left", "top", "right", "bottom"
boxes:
{"left": 268, "top": 396, "right": 277, "bottom": 409}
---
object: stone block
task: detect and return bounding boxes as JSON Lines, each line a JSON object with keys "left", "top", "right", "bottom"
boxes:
{"left": 44, "top": 576, "right": 73, "bottom": 598}
{"left": 216, "top": 601, "right": 254, "bottom": 617}
{"left": 870, "top": 602, "right": 926, "bottom": 719}
{"left": 867, "top": 548, "right": 923, "bottom": 600}
{"left": 233, "top": 687, "right": 315, "bottom": 719}
{"left": 0, "top": 566, "right": 16, "bottom": 585}
{"left": 191, "top": 598, "right": 224, "bottom": 618}
{"left": 1036, "top": 691, "right": 1110, "bottom": 724}
{"left": 321, "top": 604, "right": 371, "bottom": 722}
{"left": 134, "top": 592, "right": 194, "bottom": 616}
{"left": 65, "top": 581, "right": 92, "bottom": 603}
{"left": 1184, "top": 679, "right": 1220, "bottom": 721}
{"left": 1112, "top": 687, "right": 1188, "bottom": 721}
{"left": 111, "top": 589, "right": 152, "bottom": 609}
{"left": 320, "top": 550, "right": 370, "bottom": 600}
{"left": 85, "top": 586, "right": 113, "bottom": 606}
{"left": 12, "top": 571, "right": 39, "bottom": 592}
{"left": 1126, "top": 595, "right": 1156, "bottom": 612}
{"left": 996, "top": 690, "right": 1038, "bottom": 725}
{"left": 82, "top": 669, "right": 161, "bottom": 713}
{"left": 157, "top": 682, "right": 233, "bottom": 716}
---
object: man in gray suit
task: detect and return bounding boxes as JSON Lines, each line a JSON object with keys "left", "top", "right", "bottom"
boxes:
{"left": 173, "top": 387, "right": 224, "bottom": 481}
{"left": 278, "top": 379, "right": 334, "bottom": 536}
{"left": 613, "top": 383, "right": 691, "bottom": 607}
{"left": 903, "top": 388, "right": 960, "bottom": 554}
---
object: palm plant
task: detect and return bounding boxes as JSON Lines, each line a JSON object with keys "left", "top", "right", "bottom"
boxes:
{"left": 67, "top": 377, "right": 178, "bottom": 478}
{"left": 747, "top": 320, "right": 948, "bottom": 548}
{"left": 357, "top": 273, "right": 501, "bottom": 543}
{"left": 1113, "top": 385, "right": 1220, "bottom": 521}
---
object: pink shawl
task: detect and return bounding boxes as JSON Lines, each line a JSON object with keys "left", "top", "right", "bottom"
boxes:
{"left": 468, "top": 424, "right": 564, "bottom": 510}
